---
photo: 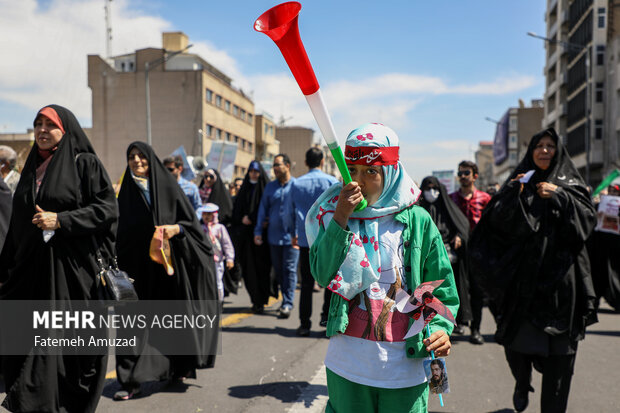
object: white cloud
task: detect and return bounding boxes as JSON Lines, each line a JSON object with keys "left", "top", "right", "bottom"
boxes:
{"left": 401, "top": 139, "right": 473, "bottom": 185}
{"left": 0, "top": 0, "right": 170, "bottom": 121}
{"left": 0, "top": 0, "right": 535, "bottom": 147}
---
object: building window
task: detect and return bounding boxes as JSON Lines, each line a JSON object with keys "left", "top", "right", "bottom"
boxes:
{"left": 598, "top": 7, "right": 606, "bottom": 28}
{"left": 240, "top": 109, "right": 246, "bottom": 121}
{"left": 596, "top": 45, "right": 605, "bottom": 65}
{"left": 206, "top": 124, "right": 213, "bottom": 138}
{"left": 248, "top": 142, "right": 253, "bottom": 152}
{"left": 234, "top": 135, "right": 239, "bottom": 143}
{"left": 225, "top": 100, "right": 231, "bottom": 112}
{"left": 247, "top": 113, "right": 253, "bottom": 125}
{"left": 233, "top": 105, "right": 238, "bottom": 116}
{"left": 509, "top": 117, "right": 517, "bottom": 131}
{"left": 215, "top": 95, "right": 222, "bottom": 108}
{"left": 595, "top": 119, "right": 603, "bottom": 140}
{"left": 129, "top": 62, "right": 134, "bottom": 71}
{"left": 226, "top": 132, "right": 231, "bottom": 141}
{"left": 264, "top": 124, "right": 269, "bottom": 135}
{"left": 215, "top": 128, "right": 221, "bottom": 140}
{"left": 206, "top": 89, "right": 213, "bottom": 103}
{"left": 595, "top": 82, "right": 604, "bottom": 103}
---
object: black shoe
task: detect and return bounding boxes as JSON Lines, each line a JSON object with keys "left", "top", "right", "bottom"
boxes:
{"left": 278, "top": 307, "right": 291, "bottom": 319}
{"left": 453, "top": 325, "right": 465, "bottom": 335}
{"left": 319, "top": 319, "right": 328, "bottom": 327}
{"left": 469, "top": 329, "right": 484, "bottom": 345}
{"left": 512, "top": 387, "right": 529, "bottom": 412}
{"left": 251, "top": 304, "right": 264, "bottom": 314}
{"left": 296, "top": 326, "right": 310, "bottom": 337}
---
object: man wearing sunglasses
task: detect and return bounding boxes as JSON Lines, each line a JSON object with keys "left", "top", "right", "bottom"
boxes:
{"left": 449, "top": 160, "right": 491, "bottom": 345}
{"left": 163, "top": 155, "right": 202, "bottom": 211}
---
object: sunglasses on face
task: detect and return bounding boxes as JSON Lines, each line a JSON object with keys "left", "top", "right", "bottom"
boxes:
{"left": 166, "top": 167, "right": 176, "bottom": 172}
{"left": 457, "top": 170, "right": 472, "bottom": 177}
{"left": 205, "top": 175, "right": 215, "bottom": 179}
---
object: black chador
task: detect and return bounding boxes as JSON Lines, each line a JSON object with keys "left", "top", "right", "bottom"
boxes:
{"left": 417, "top": 176, "right": 472, "bottom": 323}
{"left": 469, "top": 128, "right": 597, "bottom": 412}
{"left": 115, "top": 142, "right": 219, "bottom": 392}
{"left": 230, "top": 161, "right": 277, "bottom": 312}
{"left": 0, "top": 105, "right": 118, "bottom": 413}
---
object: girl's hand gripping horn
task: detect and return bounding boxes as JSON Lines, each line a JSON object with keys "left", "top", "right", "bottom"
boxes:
{"left": 254, "top": 1, "right": 367, "bottom": 211}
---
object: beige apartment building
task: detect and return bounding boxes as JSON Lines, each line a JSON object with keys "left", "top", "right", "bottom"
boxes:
{"left": 88, "top": 32, "right": 255, "bottom": 181}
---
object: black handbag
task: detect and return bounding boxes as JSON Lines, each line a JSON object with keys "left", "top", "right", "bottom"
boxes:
{"left": 93, "top": 240, "right": 139, "bottom": 302}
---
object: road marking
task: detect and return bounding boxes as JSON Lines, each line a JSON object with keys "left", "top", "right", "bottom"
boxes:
{"left": 105, "top": 295, "right": 282, "bottom": 379}
{"left": 287, "top": 364, "right": 328, "bottom": 413}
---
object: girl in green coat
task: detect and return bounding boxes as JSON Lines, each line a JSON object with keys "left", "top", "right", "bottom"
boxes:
{"left": 306, "top": 123, "right": 459, "bottom": 413}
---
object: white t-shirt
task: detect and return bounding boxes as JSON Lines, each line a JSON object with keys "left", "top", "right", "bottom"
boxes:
{"left": 324, "top": 215, "right": 427, "bottom": 389}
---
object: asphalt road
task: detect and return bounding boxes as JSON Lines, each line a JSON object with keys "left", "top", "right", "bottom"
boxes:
{"left": 1, "top": 284, "right": 618, "bottom": 412}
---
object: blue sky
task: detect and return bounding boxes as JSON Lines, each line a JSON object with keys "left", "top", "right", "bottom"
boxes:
{"left": 0, "top": 0, "right": 546, "bottom": 181}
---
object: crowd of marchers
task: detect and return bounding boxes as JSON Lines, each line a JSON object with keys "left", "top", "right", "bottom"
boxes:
{"left": 0, "top": 106, "right": 617, "bottom": 413}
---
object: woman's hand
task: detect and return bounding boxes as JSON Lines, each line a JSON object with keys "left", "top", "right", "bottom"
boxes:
{"left": 226, "top": 260, "right": 235, "bottom": 270}
{"left": 32, "top": 205, "right": 60, "bottom": 230}
{"left": 333, "top": 182, "right": 364, "bottom": 229}
{"left": 242, "top": 215, "right": 252, "bottom": 226}
{"left": 424, "top": 330, "right": 451, "bottom": 357}
{"left": 159, "top": 224, "right": 181, "bottom": 239}
{"left": 536, "top": 182, "right": 557, "bottom": 199}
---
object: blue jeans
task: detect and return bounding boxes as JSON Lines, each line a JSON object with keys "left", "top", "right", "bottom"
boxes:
{"left": 269, "top": 245, "right": 299, "bottom": 309}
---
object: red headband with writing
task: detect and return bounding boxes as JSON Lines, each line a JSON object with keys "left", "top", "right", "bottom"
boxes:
{"left": 344, "top": 145, "right": 399, "bottom": 166}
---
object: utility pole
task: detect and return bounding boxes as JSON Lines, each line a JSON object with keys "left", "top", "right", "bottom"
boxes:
{"left": 104, "top": 0, "right": 112, "bottom": 59}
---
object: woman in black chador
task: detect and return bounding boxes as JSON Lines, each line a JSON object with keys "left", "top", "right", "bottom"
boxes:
{"left": 114, "top": 142, "right": 219, "bottom": 400}
{"left": 469, "top": 128, "right": 597, "bottom": 413}
{"left": 417, "top": 176, "right": 471, "bottom": 331}
{"left": 0, "top": 105, "right": 118, "bottom": 412}
{"left": 199, "top": 168, "right": 233, "bottom": 225}
{"left": 231, "top": 160, "right": 275, "bottom": 313}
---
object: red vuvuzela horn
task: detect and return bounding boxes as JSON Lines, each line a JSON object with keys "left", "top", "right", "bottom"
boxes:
{"left": 254, "top": 2, "right": 367, "bottom": 210}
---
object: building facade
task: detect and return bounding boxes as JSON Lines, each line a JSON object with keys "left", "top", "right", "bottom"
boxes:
{"left": 475, "top": 140, "right": 494, "bottom": 190}
{"left": 254, "top": 113, "right": 280, "bottom": 166}
{"left": 603, "top": 0, "right": 620, "bottom": 174}
{"left": 542, "top": 0, "right": 612, "bottom": 186}
{"left": 88, "top": 32, "right": 255, "bottom": 181}
{"left": 492, "top": 100, "right": 545, "bottom": 184}
{"left": 275, "top": 126, "right": 338, "bottom": 179}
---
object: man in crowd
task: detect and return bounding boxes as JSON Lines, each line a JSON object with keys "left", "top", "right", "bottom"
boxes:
{"left": 163, "top": 155, "right": 201, "bottom": 211}
{"left": 254, "top": 154, "right": 298, "bottom": 319}
{"left": 450, "top": 160, "right": 491, "bottom": 345}
{"left": 287, "top": 148, "right": 338, "bottom": 336}
{"left": 0, "top": 145, "right": 20, "bottom": 194}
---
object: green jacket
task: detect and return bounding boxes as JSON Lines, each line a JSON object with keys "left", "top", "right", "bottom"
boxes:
{"left": 310, "top": 204, "right": 459, "bottom": 359}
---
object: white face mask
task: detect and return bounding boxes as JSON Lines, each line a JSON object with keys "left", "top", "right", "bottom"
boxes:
{"left": 423, "top": 189, "right": 440, "bottom": 203}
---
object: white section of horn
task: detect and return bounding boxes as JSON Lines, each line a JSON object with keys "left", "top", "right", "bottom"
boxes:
{"left": 304, "top": 90, "right": 339, "bottom": 148}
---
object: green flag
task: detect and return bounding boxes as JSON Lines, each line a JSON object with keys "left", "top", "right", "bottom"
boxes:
{"left": 592, "top": 169, "right": 620, "bottom": 197}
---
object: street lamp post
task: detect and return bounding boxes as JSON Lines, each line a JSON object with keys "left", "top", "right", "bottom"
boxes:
{"left": 527, "top": 32, "right": 590, "bottom": 185}
{"left": 145, "top": 44, "right": 193, "bottom": 146}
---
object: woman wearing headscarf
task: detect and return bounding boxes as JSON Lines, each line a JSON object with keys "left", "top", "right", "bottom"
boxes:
{"left": 307, "top": 123, "right": 459, "bottom": 412}
{"left": 231, "top": 160, "right": 275, "bottom": 313}
{"left": 114, "top": 142, "right": 219, "bottom": 400}
{"left": 469, "top": 128, "right": 597, "bottom": 413}
{"left": 0, "top": 105, "right": 118, "bottom": 412}
{"left": 417, "top": 176, "right": 472, "bottom": 331}
{"left": 198, "top": 168, "right": 233, "bottom": 225}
